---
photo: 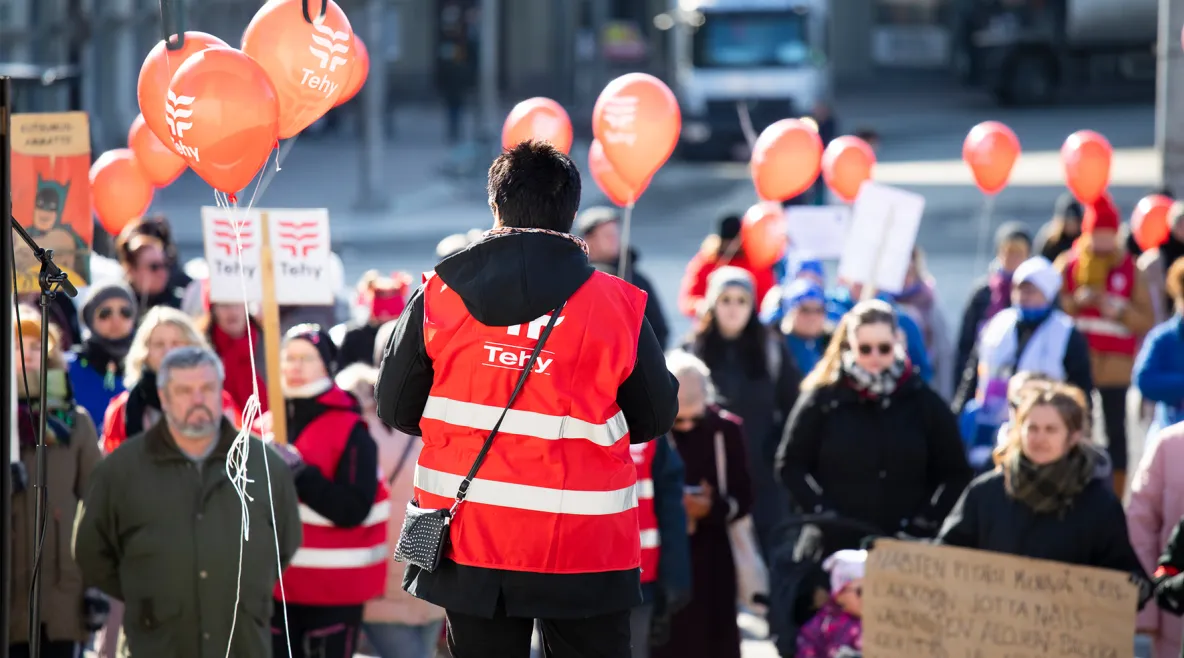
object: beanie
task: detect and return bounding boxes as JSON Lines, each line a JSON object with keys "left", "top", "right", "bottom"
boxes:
{"left": 783, "top": 279, "right": 825, "bottom": 310}
{"left": 1054, "top": 192, "right": 1084, "bottom": 223}
{"left": 704, "top": 266, "right": 755, "bottom": 313}
{"left": 793, "top": 259, "right": 825, "bottom": 282}
{"left": 81, "top": 280, "right": 138, "bottom": 331}
{"left": 282, "top": 323, "right": 338, "bottom": 376}
{"left": 822, "top": 549, "right": 867, "bottom": 595}
{"left": 1082, "top": 196, "right": 1120, "bottom": 234}
{"left": 1013, "top": 256, "right": 1062, "bottom": 302}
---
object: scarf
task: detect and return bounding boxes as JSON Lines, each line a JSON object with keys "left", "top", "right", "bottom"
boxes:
{"left": 484, "top": 226, "right": 589, "bottom": 256}
{"left": 17, "top": 398, "right": 75, "bottom": 449}
{"left": 124, "top": 369, "right": 162, "bottom": 438}
{"left": 76, "top": 337, "right": 131, "bottom": 391}
{"left": 211, "top": 322, "right": 269, "bottom": 414}
{"left": 840, "top": 352, "right": 907, "bottom": 398}
{"left": 1073, "top": 239, "right": 1121, "bottom": 290}
{"left": 986, "top": 265, "right": 1013, "bottom": 320}
{"left": 1003, "top": 444, "right": 1095, "bottom": 515}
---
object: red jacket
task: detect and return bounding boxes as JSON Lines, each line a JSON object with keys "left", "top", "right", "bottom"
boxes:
{"left": 678, "top": 249, "right": 776, "bottom": 318}
{"left": 102, "top": 388, "right": 241, "bottom": 454}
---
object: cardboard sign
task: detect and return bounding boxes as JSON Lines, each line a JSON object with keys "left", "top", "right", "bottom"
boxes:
{"left": 863, "top": 539, "right": 1137, "bottom": 658}
{"left": 836, "top": 182, "right": 924, "bottom": 294}
{"left": 785, "top": 205, "right": 850, "bottom": 260}
{"left": 200, "top": 207, "right": 334, "bottom": 306}
{"left": 10, "top": 112, "right": 93, "bottom": 292}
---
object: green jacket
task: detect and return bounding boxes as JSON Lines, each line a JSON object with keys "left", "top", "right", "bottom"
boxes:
{"left": 73, "top": 418, "right": 302, "bottom": 658}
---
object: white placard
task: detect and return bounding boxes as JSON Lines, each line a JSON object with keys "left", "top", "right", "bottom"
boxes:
{"left": 837, "top": 182, "right": 925, "bottom": 295}
{"left": 785, "top": 205, "right": 851, "bottom": 259}
{"left": 200, "top": 207, "right": 335, "bottom": 306}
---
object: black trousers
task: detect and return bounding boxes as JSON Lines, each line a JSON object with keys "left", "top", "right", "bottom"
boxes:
{"left": 271, "top": 601, "right": 363, "bottom": 658}
{"left": 9, "top": 626, "right": 78, "bottom": 658}
{"left": 1098, "top": 386, "right": 1128, "bottom": 471}
{"left": 447, "top": 605, "right": 632, "bottom": 658}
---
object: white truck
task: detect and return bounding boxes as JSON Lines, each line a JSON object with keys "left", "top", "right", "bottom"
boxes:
{"left": 665, "top": 0, "right": 830, "bottom": 161}
{"left": 953, "top": 0, "right": 1157, "bottom": 105}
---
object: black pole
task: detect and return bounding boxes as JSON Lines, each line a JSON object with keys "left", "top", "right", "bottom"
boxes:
{"left": 1, "top": 73, "right": 13, "bottom": 658}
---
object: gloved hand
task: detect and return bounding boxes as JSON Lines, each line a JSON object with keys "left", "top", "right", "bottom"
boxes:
{"left": 11, "top": 462, "right": 27, "bottom": 494}
{"left": 269, "top": 442, "right": 306, "bottom": 476}
{"left": 901, "top": 515, "right": 941, "bottom": 539}
{"left": 83, "top": 587, "right": 110, "bottom": 632}
{"left": 1153, "top": 573, "right": 1183, "bottom": 614}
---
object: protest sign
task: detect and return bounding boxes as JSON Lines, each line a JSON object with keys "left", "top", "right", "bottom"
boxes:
{"left": 785, "top": 205, "right": 850, "bottom": 260}
{"left": 837, "top": 182, "right": 924, "bottom": 295}
{"left": 863, "top": 539, "right": 1137, "bottom": 658}
{"left": 10, "top": 112, "right": 92, "bottom": 292}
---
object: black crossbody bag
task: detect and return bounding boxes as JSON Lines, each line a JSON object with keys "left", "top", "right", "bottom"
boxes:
{"left": 394, "top": 303, "right": 566, "bottom": 572}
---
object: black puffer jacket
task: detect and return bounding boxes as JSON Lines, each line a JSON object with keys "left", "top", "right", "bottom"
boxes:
{"left": 776, "top": 370, "right": 973, "bottom": 554}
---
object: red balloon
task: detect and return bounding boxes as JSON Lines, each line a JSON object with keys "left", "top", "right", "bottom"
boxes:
{"left": 1132, "top": 194, "right": 1173, "bottom": 251}
{"left": 592, "top": 73, "right": 680, "bottom": 188}
{"left": 741, "top": 202, "right": 787, "bottom": 270}
{"left": 90, "top": 149, "right": 154, "bottom": 235}
{"left": 502, "top": 98, "right": 574, "bottom": 154}
{"left": 822, "top": 136, "right": 876, "bottom": 203}
{"left": 589, "top": 139, "right": 648, "bottom": 207}
{"left": 750, "top": 119, "right": 823, "bottom": 202}
{"left": 963, "top": 121, "right": 1020, "bottom": 195}
{"left": 128, "top": 114, "right": 187, "bottom": 187}
{"left": 167, "top": 48, "right": 280, "bottom": 194}
{"left": 334, "top": 35, "right": 369, "bottom": 107}
{"left": 241, "top": 0, "right": 356, "bottom": 138}
{"left": 137, "top": 32, "right": 230, "bottom": 154}
{"left": 1062, "top": 130, "right": 1112, "bottom": 204}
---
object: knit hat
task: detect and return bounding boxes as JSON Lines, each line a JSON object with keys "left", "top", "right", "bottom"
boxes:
{"left": 1082, "top": 196, "right": 1120, "bottom": 234}
{"left": 783, "top": 279, "right": 825, "bottom": 309}
{"left": 574, "top": 206, "right": 620, "bottom": 237}
{"left": 1013, "top": 256, "right": 1062, "bottom": 302}
{"left": 81, "top": 281, "right": 137, "bottom": 331}
{"left": 1054, "top": 192, "right": 1084, "bottom": 223}
{"left": 793, "top": 259, "right": 825, "bottom": 281}
{"left": 718, "top": 215, "right": 742, "bottom": 241}
{"left": 994, "top": 221, "right": 1032, "bottom": 249}
{"left": 705, "top": 266, "right": 755, "bottom": 311}
{"left": 282, "top": 323, "right": 338, "bottom": 376}
{"left": 822, "top": 549, "right": 867, "bottom": 595}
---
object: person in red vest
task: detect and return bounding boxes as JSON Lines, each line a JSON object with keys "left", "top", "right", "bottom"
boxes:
{"left": 677, "top": 215, "right": 777, "bottom": 318}
{"left": 266, "top": 324, "right": 389, "bottom": 658}
{"left": 1054, "top": 195, "right": 1156, "bottom": 495}
{"left": 375, "top": 140, "right": 679, "bottom": 657}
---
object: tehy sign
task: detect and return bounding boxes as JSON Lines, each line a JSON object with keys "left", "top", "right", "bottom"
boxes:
{"left": 200, "top": 207, "right": 334, "bottom": 306}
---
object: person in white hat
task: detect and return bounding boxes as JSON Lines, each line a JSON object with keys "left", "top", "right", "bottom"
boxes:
{"left": 797, "top": 549, "right": 866, "bottom": 657}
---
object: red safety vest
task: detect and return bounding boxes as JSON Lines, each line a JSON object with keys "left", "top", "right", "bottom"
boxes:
{"left": 1063, "top": 252, "right": 1138, "bottom": 355}
{"left": 277, "top": 386, "right": 390, "bottom": 605}
{"left": 631, "top": 441, "right": 660, "bottom": 584}
{"left": 415, "top": 270, "right": 648, "bottom": 574}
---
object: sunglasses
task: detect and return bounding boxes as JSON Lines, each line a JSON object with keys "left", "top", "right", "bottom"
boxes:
{"left": 673, "top": 414, "right": 704, "bottom": 429}
{"left": 97, "top": 306, "right": 133, "bottom": 321}
{"left": 140, "top": 261, "right": 167, "bottom": 272}
{"left": 856, "top": 342, "right": 894, "bottom": 356}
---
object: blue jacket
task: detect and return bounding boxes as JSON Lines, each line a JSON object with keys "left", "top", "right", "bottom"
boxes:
{"left": 66, "top": 351, "right": 124, "bottom": 437}
{"left": 1134, "top": 315, "right": 1184, "bottom": 430}
{"left": 642, "top": 435, "right": 692, "bottom": 611}
{"left": 825, "top": 289, "right": 934, "bottom": 383}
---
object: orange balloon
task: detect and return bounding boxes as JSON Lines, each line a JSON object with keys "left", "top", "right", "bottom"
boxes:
{"left": 592, "top": 73, "right": 680, "bottom": 188}
{"left": 963, "top": 121, "right": 1020, "bottom": 195}
{"left": 334, "top": 35, "right": 369, "bottom": 107}
{"left": 167, "top": 48, "right": 280, "bottom": 194}
{"left": 90, "top": 149, "right": 154, "bottom": 235}
{"left": 741, "top": 202, "right": 788, "bottom": 270}
{"left": 1132, "top": 194, "right": 1173, "bottom": 251}
{"left": 502, "top": 98, "right": 574, "bottom": 154}
{"left": 750, "top": 119, "right": 823, "bottom": 202}
{"left": 242, "top": 0, "right": 356, "bottom": 139}
{"left": 589, "top": 139, "right": 649, "bottom": 207}
{"left": 137, "top": 32, "right": 230, "bottom": 154}
{"left": 1062, "top": 130, "right": 1112, "bottom": 204}
{"left": 822, "top": 136, "right": 876, "bottom": 203}
{"left": 127, "top": 114, "right": 187, "bottom": 187}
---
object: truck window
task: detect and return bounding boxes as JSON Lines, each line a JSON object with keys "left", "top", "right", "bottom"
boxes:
{"left": 691, "top": 11, "right": 811, "bottom": 68}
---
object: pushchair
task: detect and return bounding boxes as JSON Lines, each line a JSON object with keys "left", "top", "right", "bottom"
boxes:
{"left": 766, "top": 513, "right": 884, "bottom": 658}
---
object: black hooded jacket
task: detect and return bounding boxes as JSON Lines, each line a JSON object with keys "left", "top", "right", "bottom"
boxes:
{"left": 375, "top": 231, "right": 679, "bottom": 619}
{"left": 591, "top": 247, "right": 671, "bottom": 349}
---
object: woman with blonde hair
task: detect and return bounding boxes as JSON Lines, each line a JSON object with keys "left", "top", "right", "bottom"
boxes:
{"left": 938, "top": 385, "right": 1148, "bottom": 587}
{"left": 777, "top": 300, "right": 971, "bottom": 555}
{"left": 101, "top": 305, "right": 240, "bottom": 453}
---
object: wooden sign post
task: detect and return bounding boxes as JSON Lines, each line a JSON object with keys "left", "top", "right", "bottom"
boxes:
{"left": 258, "top": 212, "right": 288, "bottom": 444}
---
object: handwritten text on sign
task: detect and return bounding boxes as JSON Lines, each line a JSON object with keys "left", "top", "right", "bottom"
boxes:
{"left": 862, "top": 539, "right": 1136, "bottom": 658}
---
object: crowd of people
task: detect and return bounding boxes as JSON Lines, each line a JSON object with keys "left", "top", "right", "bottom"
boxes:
{"left": 9, "top": 139, "right": 1184, "bottom": 658}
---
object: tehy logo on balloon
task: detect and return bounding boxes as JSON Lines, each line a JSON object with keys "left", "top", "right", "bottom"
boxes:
{"left": 200, "top": 207, "right": 334, "bottom": 306}
{"left": 165, "top": 90, "right": 199, "bottom": 161}
{"left": 305, "top": 24, "right": 351, "bottom": 98}
{"left": 600, "top": 96, "right": 639, "bottom": 147}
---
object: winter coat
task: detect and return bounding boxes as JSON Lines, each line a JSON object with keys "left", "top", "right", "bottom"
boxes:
{"left": 1134, "top": 316, "right": 1184, "bottom": 431}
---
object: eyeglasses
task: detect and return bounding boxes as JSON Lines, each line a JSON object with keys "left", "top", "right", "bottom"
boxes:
{"left": 673, "top": 414, "right": 704, "bottom": 430}
{"left": 856, "top": 342, "right": 894, "bottom": 356}
{"left": 97, "top": 306, "right": 133, "bottom": 321}
{"left": 140, "top": 261, "right": 167, "bottom": 272}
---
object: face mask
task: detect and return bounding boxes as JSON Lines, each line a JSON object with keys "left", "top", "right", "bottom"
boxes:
{"left": 1017, "top": 304, "right": 1052, "bottom": 323}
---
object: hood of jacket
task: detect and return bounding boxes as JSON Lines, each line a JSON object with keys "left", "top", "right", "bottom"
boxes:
{"left": 434, "top": 231, "right": 594, "bottom": 326}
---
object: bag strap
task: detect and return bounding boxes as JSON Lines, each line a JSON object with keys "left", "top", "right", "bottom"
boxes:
{"left": 713, "top": 431, "right": 728, "bottom": 497}
{"left": 450, "top": 302, "right": 567, "bottom": 514}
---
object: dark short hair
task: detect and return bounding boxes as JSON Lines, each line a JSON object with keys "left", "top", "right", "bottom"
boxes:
{"left": 487, "top": 141, "right": 581, "bottom": 232}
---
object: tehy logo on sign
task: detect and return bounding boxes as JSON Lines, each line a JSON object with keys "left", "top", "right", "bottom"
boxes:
{"left": 601, "top": 96, "right": 638, "bottom": 147}
{"left": 277, "top": 219, "right": 321, "bottom": 257}
{"left": 210, "top": 217, "right": 255, "bottom": 256}
{"left": 165, "top": 90, "right": 199, "bottom": 161}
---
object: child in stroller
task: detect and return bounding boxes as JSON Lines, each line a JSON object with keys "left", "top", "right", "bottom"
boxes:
{"left": 796, "top": 549, "right": 866, "bottom": 658}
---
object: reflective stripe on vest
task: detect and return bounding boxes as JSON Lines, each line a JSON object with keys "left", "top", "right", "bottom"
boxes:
{"left": 290, "top": 544, "right": 389, "bottom": 569}
{"left": 633, "top": 440, "right": 660, "bottom": 583}
{"left": 418, "top": 270, "right": 649, "bottom": 574}
{"left": 1064, "top": 253, "right": 1139, "bottom": 355}
{"left": 299, "top": 499, "right": 393, "bottom": 527}
{"left": 1074, "top": 316, "right": 1132, "bottom": 338}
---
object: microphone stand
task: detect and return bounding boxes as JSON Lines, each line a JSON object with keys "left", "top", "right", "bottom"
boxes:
{"left": 1, "top": 73, "right": 12, "bottom": 658}
{"left": 4, "top": 74, "right": 80, "bottom": 658}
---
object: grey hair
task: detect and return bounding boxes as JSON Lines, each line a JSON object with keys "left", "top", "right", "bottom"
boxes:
{"left": 335, "top": 363, "right": 378, "bottom": 402}
{"left": 664, "top": 349, "right": 716, "bottom": 402}
{"left": 157, "top": 346, "right": 225, "bottom": 389}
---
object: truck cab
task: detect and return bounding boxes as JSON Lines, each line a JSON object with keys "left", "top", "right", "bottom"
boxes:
{"left": 669, "top": 0, "right": 829, "bottom": 161}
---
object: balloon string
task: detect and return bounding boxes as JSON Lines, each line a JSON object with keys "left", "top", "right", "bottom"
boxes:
{"left": 736, "top": 101, "right": 758, "bottom": 150}
{"left": 617, "top": 202, "right": 634, "bottom": 279}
